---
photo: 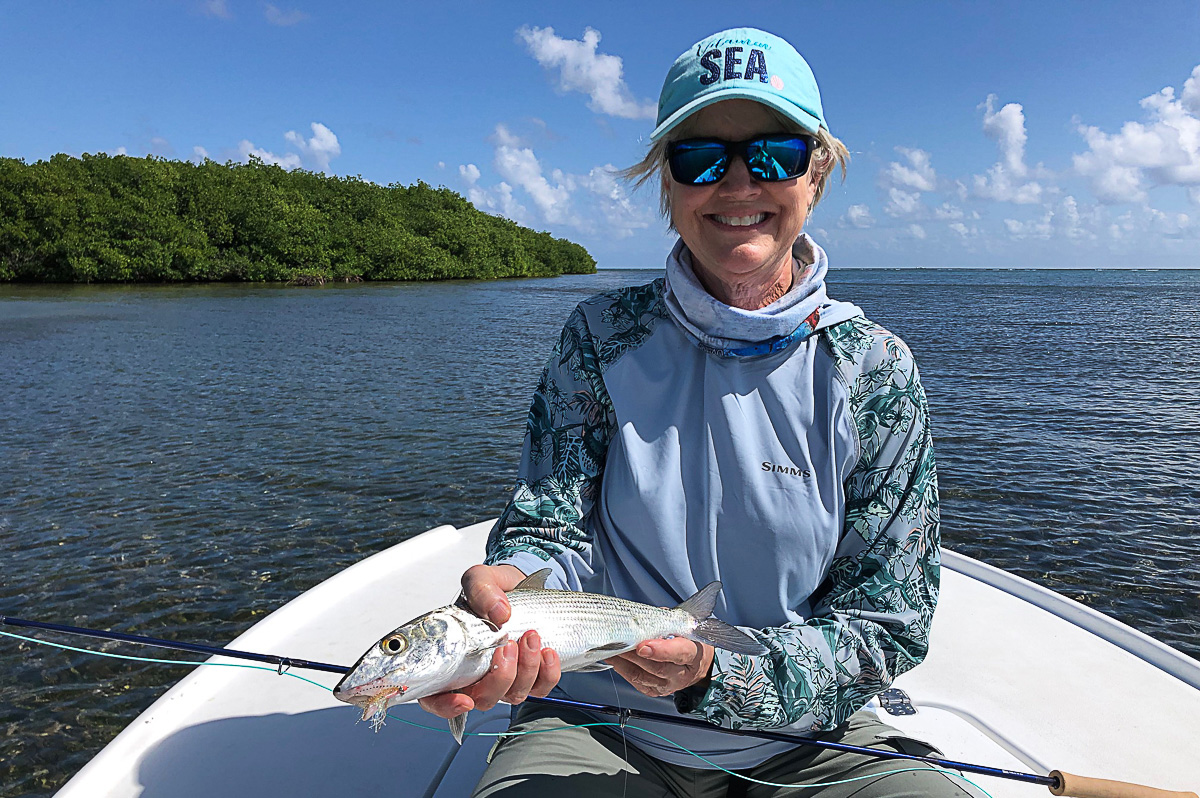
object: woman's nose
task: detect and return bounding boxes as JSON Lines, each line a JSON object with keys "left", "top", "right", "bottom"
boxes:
{"left": 717, "top": 155, "right": 761, "bottom": 197}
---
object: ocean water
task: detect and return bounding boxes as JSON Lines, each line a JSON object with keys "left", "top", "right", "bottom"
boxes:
{"left": 1, "top": 268, "right": 1197, "bottom": 795}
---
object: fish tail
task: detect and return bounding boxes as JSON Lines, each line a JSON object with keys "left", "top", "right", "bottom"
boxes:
{"left": 679, "top": 582, "right": 769, "bottom": 656}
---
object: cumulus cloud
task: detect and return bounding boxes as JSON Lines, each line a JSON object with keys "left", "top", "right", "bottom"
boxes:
{"left": 284, "top": 122, "right": 341, "bottom": 172}
{"left": 459, "top": 163, "right": 481, "bottom": 184}
{"left": 462, "top": 124, "right": 650, "bottom": 240}
{"left": 879, "top": 148, "right": 938, "bottom": 217}
{"left": 235, "top": 122, "right": 340, "bottom": 172}
{"left": 264, "top": 4, "right": 307, "bottom": 25}
{"left": 907, "top": 224, "right": 927, "bottom": 240}
{"left": 492, "top": 124, "right": 577, "bottom": 225}
{"left": 517, "top": 26, "right": 655, "bottom": 120}
{"left": 1003, "top": 196, "right": 1100, "bottom": 242}
{"left": 1073, "top": 64, "right": 1200, "bottom": 204}
{"left": 973, "top": 95, "right": 1045, "bottom": 204}
{"left": 841, "top": 204, "right": 875, "bottom": 228}
{"left": 883, "top": 147, "right": 937, "bottom": 192}
{"left": 238, "top": 140, "right": 302, "bottom": 169}
{"left": 884, "top": 187, "right": 922, "bottom": 218}
{"left": 192, "top": 146, "right": 210, "bottom": 163}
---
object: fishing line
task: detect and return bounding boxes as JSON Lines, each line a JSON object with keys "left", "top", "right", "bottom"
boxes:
{"left": 0, "top": 628, "right": 994, "bottom": 795}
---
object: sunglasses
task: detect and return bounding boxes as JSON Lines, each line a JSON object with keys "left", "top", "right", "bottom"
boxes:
{"left": 667, "top": 134, "right": 817, "bottom": 186}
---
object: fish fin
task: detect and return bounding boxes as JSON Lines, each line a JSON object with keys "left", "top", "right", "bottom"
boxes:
{"left": 513, "top": 568, "right": 552, "bottom": 591}
{"left": 573, "top": 662, "right": 613, "bottom": 672}
{"left": 448, "top": 711, "right": 468, "bottom": 745}
{"left": 677, "top": 581, "right": 721, "bottom": 620}
{"left": 692, "top": 618, "right": 769, "bottom": 656}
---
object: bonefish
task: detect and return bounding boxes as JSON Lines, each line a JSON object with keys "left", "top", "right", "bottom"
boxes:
{"left": 332, "top": 569, "right": 767, "bottom": 742}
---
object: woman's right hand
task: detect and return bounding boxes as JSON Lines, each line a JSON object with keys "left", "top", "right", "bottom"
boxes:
{"left": 417, "top": 563, "right": 561, "bottom": 719}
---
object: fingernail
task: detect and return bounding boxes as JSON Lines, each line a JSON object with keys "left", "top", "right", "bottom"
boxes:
{"left": 502, "top": 642, "right": 517, "bottom": 660}
{"left": 526, "top": 632, "right": 541, "bottom": 651}
{"left": 487, "top": 600, "right": 507, "bottom": 622}
{"left": 638, "top": 645, "right": 652, "bottom": 657}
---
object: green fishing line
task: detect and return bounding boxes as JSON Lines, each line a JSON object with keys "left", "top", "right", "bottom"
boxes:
{"left": 3, "top": 629, "right": 996, "bottom": 796}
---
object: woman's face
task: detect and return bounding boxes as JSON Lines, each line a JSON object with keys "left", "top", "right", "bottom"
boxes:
{"left": 667, "top": 99, "right": 816, "bottom": 286}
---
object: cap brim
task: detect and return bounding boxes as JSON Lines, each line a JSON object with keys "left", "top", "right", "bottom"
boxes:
{"left": 651, "top": 87, "right": 823, "bottom": 141}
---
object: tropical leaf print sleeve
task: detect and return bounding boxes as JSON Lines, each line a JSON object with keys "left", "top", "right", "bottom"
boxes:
{"left": 689, "top": 318, "right": 940, "bottom": 732}
{"left": 483, "top": 302, "right": 618, "bottom": 592}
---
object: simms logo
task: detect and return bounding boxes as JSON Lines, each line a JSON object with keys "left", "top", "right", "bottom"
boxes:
{"left": 762, "top": 461, "right": 811, "bottom": 478}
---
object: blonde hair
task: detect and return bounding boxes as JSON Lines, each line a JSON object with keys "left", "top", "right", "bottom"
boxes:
{"left": 620, "top": 106, "right": 849, "bottom": 225}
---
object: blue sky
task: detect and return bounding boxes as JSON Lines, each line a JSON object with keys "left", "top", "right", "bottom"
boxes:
{"left": 3, "top": 1, "right": 1200, "bottom": 268}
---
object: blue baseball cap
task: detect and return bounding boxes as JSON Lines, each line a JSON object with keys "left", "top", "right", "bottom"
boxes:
{"left": 651, "top": 27, "right": 827, "bottom": 141}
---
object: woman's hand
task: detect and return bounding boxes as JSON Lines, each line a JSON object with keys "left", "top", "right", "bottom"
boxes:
{"left": 609, "top": 638, "right": 715, "bottom": 697}
{"left": 418, "top": 564, "right": 562, "bottom": 719}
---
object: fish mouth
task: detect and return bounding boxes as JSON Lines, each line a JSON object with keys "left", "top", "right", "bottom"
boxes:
{"left": 333, "top": 676, "right": 408, "bottom": 708}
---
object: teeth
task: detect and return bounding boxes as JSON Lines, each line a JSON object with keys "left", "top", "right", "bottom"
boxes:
{"left": 714, "top": 213, "right": 767, "bottom": 226}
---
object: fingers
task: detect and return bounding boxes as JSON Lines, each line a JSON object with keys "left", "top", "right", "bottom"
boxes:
{"left": 608, "top": 656, "right": 673, "bottom": 697}
{"left": 465, "top": 640, "right": 519, "bottom": 712}
{"left": 635, "top": 637, "right": 705, "bottom": 667}
{"left": 502, "top": 631, "right": 544, "bottom": 704}
{"left": 421, "top": 632, "right": 562, "bottom": 718}
{"left": 529, "top": 647, "right": 560, "bottom": 698}
{"left": 418, "top": 691, "right": 474, "bottom": 719}
{"left": 461, "top": 564, "right": 525, "bottom": 626}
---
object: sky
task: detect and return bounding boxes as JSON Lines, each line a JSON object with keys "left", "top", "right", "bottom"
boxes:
{"left": 3, "top": 1, "right": 1200, "bottom": 269}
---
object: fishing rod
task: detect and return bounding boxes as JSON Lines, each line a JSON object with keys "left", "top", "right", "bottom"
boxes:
{"left": 2, "top": 614, "right": 1194, "bottom": 798}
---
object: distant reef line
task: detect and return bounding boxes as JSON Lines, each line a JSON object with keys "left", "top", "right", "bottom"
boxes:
{"left": 0, "top": 153, "right": 596, "bottom": 283}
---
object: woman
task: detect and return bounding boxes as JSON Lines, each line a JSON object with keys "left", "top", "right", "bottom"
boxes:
{"left": 422, "top": 27, "right": 961, "bottom": 797}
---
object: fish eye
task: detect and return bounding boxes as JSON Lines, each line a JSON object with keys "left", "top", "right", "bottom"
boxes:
{"left": 380, "top": 634, "right": 407, "bottom": 655}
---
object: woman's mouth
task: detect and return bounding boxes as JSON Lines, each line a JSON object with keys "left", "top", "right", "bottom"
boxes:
{"left": 709, "top": 212, "right": 770, "bottom": 228}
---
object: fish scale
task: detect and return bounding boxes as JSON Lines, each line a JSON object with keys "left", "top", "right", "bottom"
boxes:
{"left": 333, "top": 568, "right": 768, "bottom": 742}
{"left": 498, "top": 589, "right": 691, "bottom": 670}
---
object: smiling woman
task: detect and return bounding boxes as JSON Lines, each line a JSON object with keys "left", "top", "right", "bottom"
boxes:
{"left": 416, "top": 25, "right": 966, "bottom": 798}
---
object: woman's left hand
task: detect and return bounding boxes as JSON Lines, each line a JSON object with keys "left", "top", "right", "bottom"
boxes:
{"left": 608, "top": 638, "right": 715, "bottom": 697}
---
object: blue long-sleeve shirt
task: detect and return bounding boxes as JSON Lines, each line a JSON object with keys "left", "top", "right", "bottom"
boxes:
{"left": 485, "top": 235, "right": 940, "bottom": 769}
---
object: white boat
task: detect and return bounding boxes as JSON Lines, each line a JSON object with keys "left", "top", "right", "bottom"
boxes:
{"left": 52, "top": 521, "right": 1200, "bottom": 798}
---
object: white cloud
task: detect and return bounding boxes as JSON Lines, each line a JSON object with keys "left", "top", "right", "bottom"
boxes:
{"left": 841, "top": 204, "right": 875, "bottom": 229}
{"left": 200, "top": 0, "right": 231, "bottom": 19}
{"left": 517, "top": 26, "right": 655, "bottom": 120}
{"left": 879, "top": 147, "right": 938, "bottom": 217}
{"left": 192, "top": 146, "right": 210, "bottom": 162}
{"left": 264, "top": 4, "right": 307, "bottom": 25}
{"left": 1190, "top": 186, "right": 1200, "bottom": 205}
{"left": 981, "top": 94, "right": 1028, "bottom": 177}
{"left": 469, "top": 181, "right": 528, "bottom": 225}
{"left": 883, "top": 147, "right": 937, "bottom": 192}
{"left": 884, "top": 187, "right": 922, "bottom": 218}
{"left": 459, "top": 163, "right": 481, "bottom": 185}
{"left": 907, "top": 224, "right": 927, "bottom": 240}
{"left": 492, "top": 124, "right": 577, "bottom": 225}
{"left": 463, "top": 123, "right": 650, "bottom": 239}
{"left": 933, "top": 203, "right": 966, "bottom": 221}
{"left": 283, "top": 122, "right": 341, "bottom": 173}
{"left": 238, "top": 139, "right": 302, "bottom": 169}
{"left": 948, "top": 221, "right": 977, "bottom": 238}
{"left": 571, "top": 165, "right": 649, "bottom": 239}
{"left": 974, "top": 95, "right": 1045, "bottom": 204}
{"left": 1073, "top": 65, "right": 1200, "bottom": 204}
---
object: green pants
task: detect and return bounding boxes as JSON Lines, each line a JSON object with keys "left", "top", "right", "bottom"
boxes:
{"left": 472, "top": 704, "right": 986, "bottom": 798}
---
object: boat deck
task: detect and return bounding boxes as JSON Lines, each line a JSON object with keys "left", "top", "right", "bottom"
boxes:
{"left": 54, "top": 521, "right": 1200, "bottom": 797}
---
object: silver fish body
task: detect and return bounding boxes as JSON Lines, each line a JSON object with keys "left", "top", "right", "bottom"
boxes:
{"left": 333, "top": 569, "right": 766, "bottom": 741}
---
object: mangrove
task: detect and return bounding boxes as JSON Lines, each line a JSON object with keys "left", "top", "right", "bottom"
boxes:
{"left": 0, "top": 153, "right": 597, "bottom": 283}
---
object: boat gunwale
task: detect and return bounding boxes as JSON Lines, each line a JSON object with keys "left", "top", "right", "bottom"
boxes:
{"left": 940, "top": 549, "right": 1200, "bottom": 690}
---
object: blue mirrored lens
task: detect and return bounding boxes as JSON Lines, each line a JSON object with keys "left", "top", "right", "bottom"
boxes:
{"left": 669, "top": 136, "right": 813, "bottom": 185}
{"left": 670, "top": 141, "right": 729, "bottom": 184}
{"left": 747, "top": 138, "right": 810, "bottom": 181}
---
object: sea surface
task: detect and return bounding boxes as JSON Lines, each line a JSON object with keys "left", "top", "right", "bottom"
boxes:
{"left": 1, "top": 268, "right": 1198, "bottom": 795}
